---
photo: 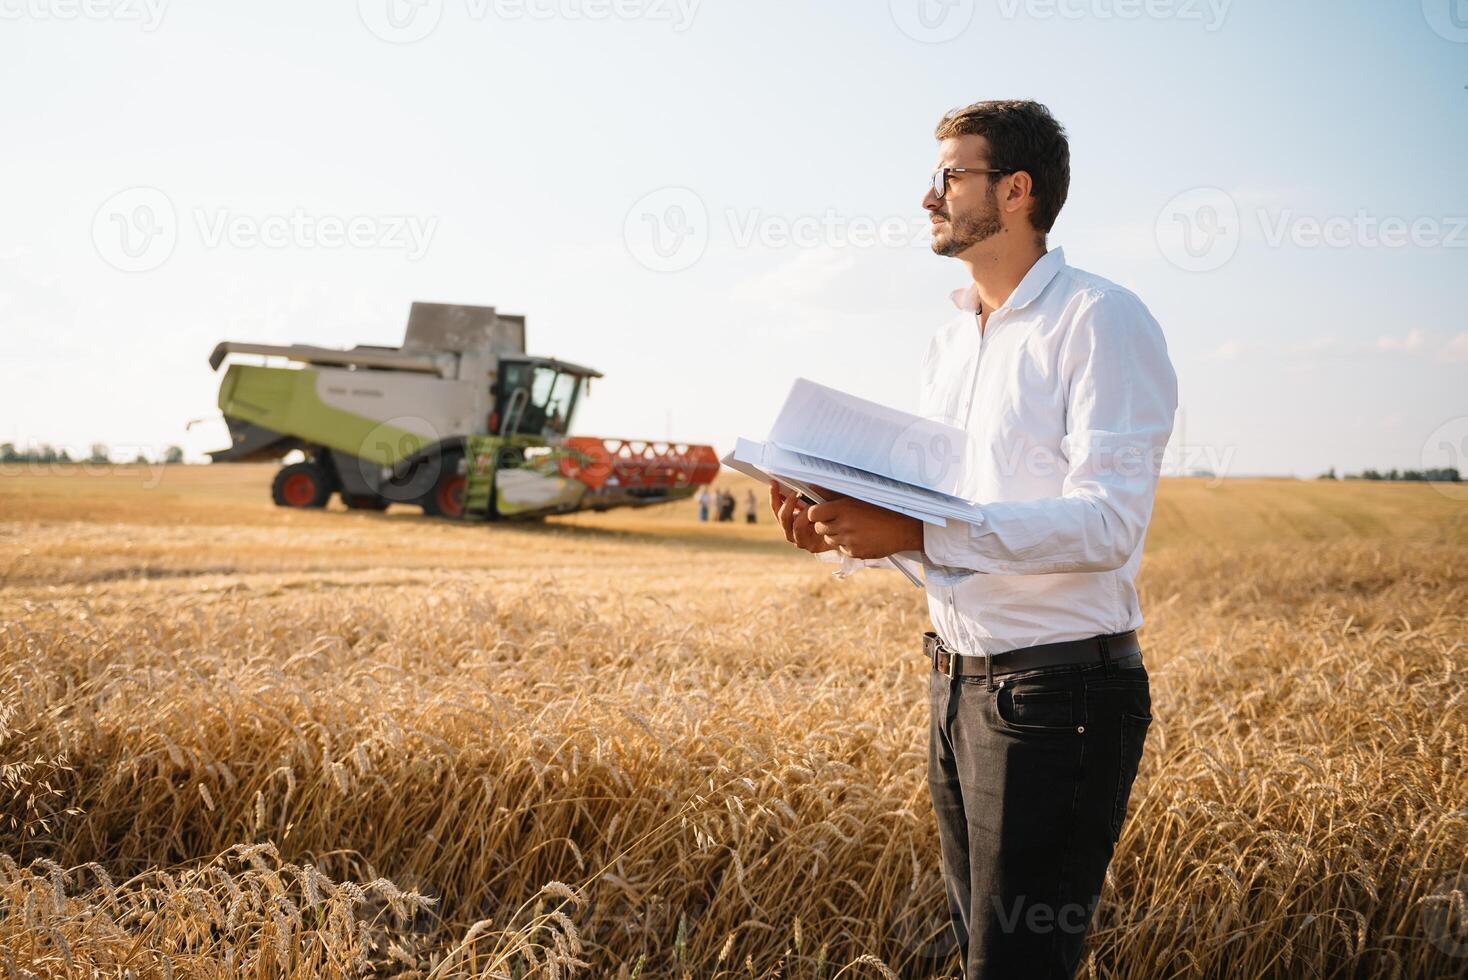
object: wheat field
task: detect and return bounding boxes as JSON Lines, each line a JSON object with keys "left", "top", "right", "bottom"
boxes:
{"left": 1, "top": 465, "right": 1465, "bottom": 979}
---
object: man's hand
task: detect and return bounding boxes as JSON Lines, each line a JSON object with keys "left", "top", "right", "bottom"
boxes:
{"left": 806, "top": 496, "right": 925, "bottom": 560}
{"left": 768, "top": 481, "right": 834, "bottom": 554}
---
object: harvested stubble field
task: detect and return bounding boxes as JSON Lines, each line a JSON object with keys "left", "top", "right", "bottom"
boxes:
{"left": 1, "top": 465, "right": 1465, "bottom": 979}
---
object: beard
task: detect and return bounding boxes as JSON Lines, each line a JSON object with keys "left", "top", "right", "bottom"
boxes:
{"left": 930, "top": 186, "right": 1003, "bottom": 257}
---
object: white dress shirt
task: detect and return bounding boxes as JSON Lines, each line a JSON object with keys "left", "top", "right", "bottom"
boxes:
{"left": 824, "top": 247, "right": 1178, "bottom": 658}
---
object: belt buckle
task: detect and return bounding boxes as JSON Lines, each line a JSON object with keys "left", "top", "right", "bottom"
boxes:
{"left": 927, "top": 632, "right": 960, "bottom": 679}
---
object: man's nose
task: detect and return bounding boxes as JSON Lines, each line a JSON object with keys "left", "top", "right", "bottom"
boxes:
{"left": 922, "top": 187, "right": 940, "bottom": 211}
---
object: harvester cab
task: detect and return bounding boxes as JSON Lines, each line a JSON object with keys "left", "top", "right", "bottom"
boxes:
{"left": 493, "top": 357, "right": 596, "bottom": 440}
{"left": 206, "top": 302, "right": 718, "bottom": 521}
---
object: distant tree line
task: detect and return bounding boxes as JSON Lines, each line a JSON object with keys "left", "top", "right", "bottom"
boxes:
{"left": 1, "top": 443, "right": 185, "bottom": 464}
{"left": 1317, "top": 466, "right": 1461, "bottom": 482}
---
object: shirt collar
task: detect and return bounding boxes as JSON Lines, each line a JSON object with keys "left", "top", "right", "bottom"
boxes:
{"left": 948, "top": 246, "right": 1067, "bottom": 314}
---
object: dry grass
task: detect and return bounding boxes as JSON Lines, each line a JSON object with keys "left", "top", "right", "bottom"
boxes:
{"left": 1, "top": 465, "right": 1464, "bottom": 978}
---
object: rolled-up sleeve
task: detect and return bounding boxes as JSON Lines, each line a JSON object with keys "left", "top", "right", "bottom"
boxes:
{"left": 921, "top": 289, "right": 1178, "bottom": 575}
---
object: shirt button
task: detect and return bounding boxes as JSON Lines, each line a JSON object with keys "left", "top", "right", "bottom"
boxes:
{"left": 1076, "top": 725, "right": 1085, "bottom": 734}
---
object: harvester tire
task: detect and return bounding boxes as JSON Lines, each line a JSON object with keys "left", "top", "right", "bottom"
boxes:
{"left": 271, "top": 461, "right": 334, "bottom": 509}
{"left": 342, "top": 494, "right": 390, "bottom": 511}
{"left": 421, "top": 452, "right": 467, "bottom": 520}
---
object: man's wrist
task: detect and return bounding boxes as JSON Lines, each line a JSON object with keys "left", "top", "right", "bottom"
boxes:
{"left": 902, "top": 515, "right": 927, "bottom": 555}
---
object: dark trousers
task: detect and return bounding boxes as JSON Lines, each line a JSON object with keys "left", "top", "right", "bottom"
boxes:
{"left": 926, "top": 643, "right": 1152, "bottom": 979}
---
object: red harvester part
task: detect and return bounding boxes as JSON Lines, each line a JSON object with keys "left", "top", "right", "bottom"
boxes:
{"left": 560, "top": 438, "right": 720, "bottom": 491}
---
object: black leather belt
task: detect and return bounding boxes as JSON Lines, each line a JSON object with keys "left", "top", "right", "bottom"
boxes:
{"left": 924, "top": 629, "right": 1143, "bottom": 681}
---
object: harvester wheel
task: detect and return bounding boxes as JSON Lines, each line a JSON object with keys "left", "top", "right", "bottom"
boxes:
{"left": 271, "top": 461, "right": 334, "bottom": 509}
{"left": 342, "top": 493, "right": 390, "bottom": 511}
{"left": 421, "top": 453, "right": 467, "bottom": 519}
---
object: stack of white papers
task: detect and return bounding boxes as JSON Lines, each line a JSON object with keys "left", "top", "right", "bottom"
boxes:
{"left": 730, "top": 438, "right": 984, "bottom": 526}
{"left": 721, "top": 379, "right": 984, "bottom": 588}
{"left": 767, "top": 378, "right": 969, "bottom": 498}
{"left": 725, "top": 378, "right": 983, "bottom": 527}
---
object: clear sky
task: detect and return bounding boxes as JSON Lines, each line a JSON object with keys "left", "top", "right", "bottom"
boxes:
{"left": 2, "top": 0, "right": 1465, "bottom": 477}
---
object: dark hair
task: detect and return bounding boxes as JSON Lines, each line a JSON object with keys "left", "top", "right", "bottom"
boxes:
{"left": 935, "top": 100, "right": 1070, "bottom": 234}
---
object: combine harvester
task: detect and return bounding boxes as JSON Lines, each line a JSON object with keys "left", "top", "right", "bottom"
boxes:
{"left": 207, "top": 302, "right": 719, "bottom": 520}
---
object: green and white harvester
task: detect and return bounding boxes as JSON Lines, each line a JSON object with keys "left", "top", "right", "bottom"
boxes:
{"left": 207, "top": 302, "right": 718, "bottom": 520}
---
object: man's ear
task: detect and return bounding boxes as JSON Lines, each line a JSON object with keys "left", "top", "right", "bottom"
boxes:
{"left": 1002, "top": 170, "right": 1034, "bottom": 217}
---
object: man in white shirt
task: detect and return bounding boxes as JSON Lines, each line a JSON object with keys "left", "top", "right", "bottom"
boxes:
{"left": 769, "top": 100, "right": 1177, "bottom": 979}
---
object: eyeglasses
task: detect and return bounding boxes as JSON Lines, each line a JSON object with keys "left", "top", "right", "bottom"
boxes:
{"left": 930, "top": 166, "right": 1013, "bottom": 199}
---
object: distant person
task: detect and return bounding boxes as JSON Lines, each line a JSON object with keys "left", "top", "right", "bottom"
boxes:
{"left": 768, "top": 100, "right": 1177, "bottom": 979}
{"left": 744, "top": 489, "right": 757, "bottom": 524}
{"left": 719, "top": 489, "right": 736, "bottom": 522}
{"left": 697, "top": 486, "right": 712, "bottom": 522}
